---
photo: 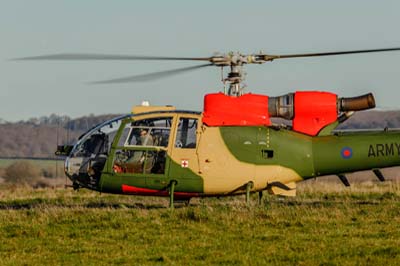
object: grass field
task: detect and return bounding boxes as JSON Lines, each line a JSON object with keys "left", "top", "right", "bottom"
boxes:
{"left": 0, "top": 181, "right": 399, "bottom": 266}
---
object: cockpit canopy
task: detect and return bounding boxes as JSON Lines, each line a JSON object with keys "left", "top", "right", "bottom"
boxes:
{"left": 64, "top": 111, "right": 200, "bottom": 190}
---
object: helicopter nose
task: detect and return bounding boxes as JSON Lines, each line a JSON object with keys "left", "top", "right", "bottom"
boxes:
{"left": 64, "top": 156, "right": 81, "bottom": 180}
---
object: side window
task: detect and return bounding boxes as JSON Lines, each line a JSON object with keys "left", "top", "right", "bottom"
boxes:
{"left": 113, "top": 117, "right": 172, "bottom": 175}
{"left": 118, "top": 117, "right": 172, "bottom": 147}
{"left": 175, "top": 118, "right": 198, "bottom": 148}
{"left": 113, "top": 149, "right": 167, "bottom": 175}
{"left": 117, "top": 123, "right": 131, "bottom": 146}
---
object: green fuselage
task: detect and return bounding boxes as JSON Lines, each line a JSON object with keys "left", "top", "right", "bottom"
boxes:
{"left": 66, "top": 112, "right": 400, "bottom": 197}
{"left": 220, "top": 127, "right": 400, "bottom": 178}
{"left": 98, "top": 126, "right": 400, "bottom": 196}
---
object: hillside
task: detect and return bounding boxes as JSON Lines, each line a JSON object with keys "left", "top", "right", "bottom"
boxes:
{"left": 338, "top": 110, "right": 400, "bottom": 129}
{"left": 0, "top": 114, "right": 120, "bottom": 158}
{"left": 1, "top": 110, "right": 400, "bottom": 158}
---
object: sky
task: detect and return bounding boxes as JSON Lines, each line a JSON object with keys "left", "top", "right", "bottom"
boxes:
{"left": 1, "top": 0, "right": 400, "bottom": 121}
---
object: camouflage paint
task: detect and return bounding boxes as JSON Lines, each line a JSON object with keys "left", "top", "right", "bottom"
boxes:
{"left": 99, "top": 113, "right": 204, "bottom": 195}
{"left": 196, "top": 126, "right": 302, "bottom": 194}
{"left": 312, "top": 130, "right": 400, "bottom": 176}
{"left": 220, "top": 126, "right": 400, "bottom": 180}
{"left": 219, "top": 126, "right": 314, "bottom": 177}
{"left": 99, "top": 158, "right": 203, "bottom": 194}
{"left": 91, "top": 111, "right": 400, "bottom": 198}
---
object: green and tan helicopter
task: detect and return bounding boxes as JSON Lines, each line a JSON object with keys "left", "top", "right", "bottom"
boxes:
{"left": 20, "top": 48, "right": 400, "bottom": 207}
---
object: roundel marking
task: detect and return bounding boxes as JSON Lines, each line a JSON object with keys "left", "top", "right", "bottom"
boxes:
{"left": 341, "top": 147, "right": 353, "bottom": 159}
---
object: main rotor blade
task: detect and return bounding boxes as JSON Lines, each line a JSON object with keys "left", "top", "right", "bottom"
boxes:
{"left": 15, "top": 53, "right": 211, "bottom": 61}
{"left": 92, "top": 63, "right": 212, "bottom": 84}
{"left": 263, "top": 47, "right": 400, "bottom": 61}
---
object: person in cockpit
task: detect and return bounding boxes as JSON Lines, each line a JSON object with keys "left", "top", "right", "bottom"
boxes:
{"left": 123, "top": 128, "right": 154, "bottom": 173}
{"left": 138, "top": 128, "right": 153, "bottom": 146}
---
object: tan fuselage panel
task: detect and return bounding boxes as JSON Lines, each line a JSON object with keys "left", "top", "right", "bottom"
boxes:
{"left": 194, "top": 126, "right": 302, "bottom": 194}
{"left": 132, "top": 105, "right": 176, "bottom": 115}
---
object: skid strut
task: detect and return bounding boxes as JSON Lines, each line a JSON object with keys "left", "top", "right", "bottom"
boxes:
{"left": 246, "top": 182, "right": 254, "bottom": 205}
{"left": 169, "top": 180, "right": 178, "bottom": 209}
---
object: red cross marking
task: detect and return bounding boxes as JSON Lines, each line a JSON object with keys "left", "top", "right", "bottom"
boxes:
{"left": 181, "top": 160, "right": 189, "bottom": 168}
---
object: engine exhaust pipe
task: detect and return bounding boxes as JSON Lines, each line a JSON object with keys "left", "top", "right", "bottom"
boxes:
{"left": 268, "top": 92, "right": 375, "bottom": 120}
{"left": 338, "top": 93, "right": 375, "bottom": 112}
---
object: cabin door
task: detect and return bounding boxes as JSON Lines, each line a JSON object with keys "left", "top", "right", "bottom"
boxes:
{"left": 169, "top": 116, "right": 200, "bottom": 181}
{"left": 110, "top": 116, "right": 173, "bottom": 190}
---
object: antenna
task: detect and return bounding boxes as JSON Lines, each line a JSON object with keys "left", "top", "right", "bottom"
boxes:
{"left": 66, "top": 117, "right": 70, "bottom": 145}
{"left": 56, "top": 115, "right": 59, "bottom": 179}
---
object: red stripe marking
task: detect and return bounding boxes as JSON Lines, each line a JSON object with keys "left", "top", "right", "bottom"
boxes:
{"left": 121, "top": 184, "right": 198, "bottom": 198}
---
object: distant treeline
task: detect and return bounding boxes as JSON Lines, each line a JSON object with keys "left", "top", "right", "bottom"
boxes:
{"left": 0, "top": 113, "right": 120, "bottom": 131}
{"left": 1, "top": 110, "right": 400, "bottom": 158}
{"left": 0, "top": 114, "right": 120, "bottom": 158}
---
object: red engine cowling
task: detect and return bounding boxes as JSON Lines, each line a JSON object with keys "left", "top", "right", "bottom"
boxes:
{"left": 292, "top": 91, "right": 338, "bottom": 136}
{"left": 202, "top": 91, "right": 375, "bottom": 136}
{"left": 203, "top": 93, "right": 271, "bottom": 126}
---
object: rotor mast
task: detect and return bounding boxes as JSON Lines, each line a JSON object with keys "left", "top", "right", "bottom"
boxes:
{"left": 226, "top": 65, "right": 242, "bottom": 96}
{"left": 210, "top": 52, "right": 265, "bottom": 96}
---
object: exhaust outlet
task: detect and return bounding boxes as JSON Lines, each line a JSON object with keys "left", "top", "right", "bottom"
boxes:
{"left": 338, "top": 93, "right": 375, "bottom": 112}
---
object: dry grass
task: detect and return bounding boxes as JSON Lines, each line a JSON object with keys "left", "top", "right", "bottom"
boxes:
{"left": 0, "top": 181, "right": 399, "bottom": 265}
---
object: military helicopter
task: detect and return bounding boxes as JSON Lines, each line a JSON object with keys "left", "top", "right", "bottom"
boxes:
{"left": 19, "top": 47, "right": 400, "bottom": 207}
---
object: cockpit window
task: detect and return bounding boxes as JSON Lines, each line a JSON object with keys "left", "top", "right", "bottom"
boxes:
{"left": 118, "top": 117, "right": 172, "bottom": 147}
{"left": 175, "top": 118, "right": 198, "bottom": 148}
{"left": 74, "top": 118, "right": 123, "bottom": 157}
{"left": 113, "top": 117, "right": 172, "bottom": 175}
{"left": 65, "top": 114, "right": 128, "bottom": 189}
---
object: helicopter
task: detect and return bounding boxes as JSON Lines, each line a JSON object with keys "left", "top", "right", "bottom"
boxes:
{"left": 18, "top": 47, "right": 400, "bottom": 207}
